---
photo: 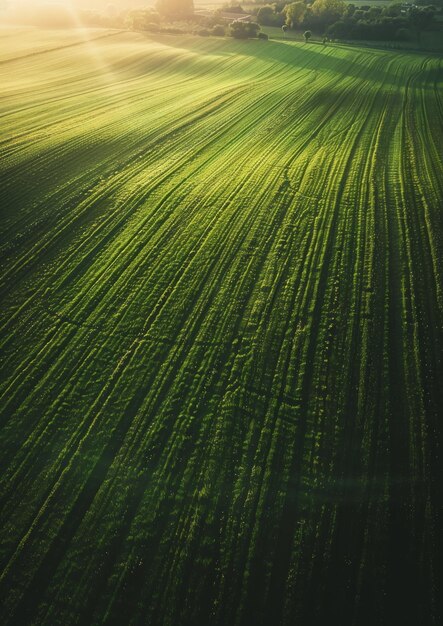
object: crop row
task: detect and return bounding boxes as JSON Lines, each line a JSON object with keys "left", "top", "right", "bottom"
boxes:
{"left": 0, "top": 29, "right": 442, "bottom": 626}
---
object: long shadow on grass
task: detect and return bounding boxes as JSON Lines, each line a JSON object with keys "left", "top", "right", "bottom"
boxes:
{"left": 138, "top": 33, "right": 421, "bottom": 87}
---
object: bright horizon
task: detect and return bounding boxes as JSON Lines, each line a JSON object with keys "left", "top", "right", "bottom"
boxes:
{"left": 2, "top": 0, "right": 157, "bottom": 11}
{"left": 0, "top": 0, "right": 220, "bottom": 20}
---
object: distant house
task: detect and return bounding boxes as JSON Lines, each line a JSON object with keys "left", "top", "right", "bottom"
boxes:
{"left": 194, "top": 10, "right": 214, "bottom": 18}
{"left": 218, "top": 12, "right": 252, "bottom": 22}
{"left": 194, "top": 9, "right": 252, "bottom": 23}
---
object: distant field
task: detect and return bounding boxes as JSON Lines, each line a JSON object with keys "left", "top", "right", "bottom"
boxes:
{"left": 1, "top": 27, "right": 442, "bottom": 626}
{"left": 0, "top": 25, "right": 115, "bottom": 61}
{"left": 261, "top": 25, "right": 443, "bottom": 52}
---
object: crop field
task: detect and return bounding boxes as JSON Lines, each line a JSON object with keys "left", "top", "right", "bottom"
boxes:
{"left": 0, "top": 26, "right": 442, "bottom": 626}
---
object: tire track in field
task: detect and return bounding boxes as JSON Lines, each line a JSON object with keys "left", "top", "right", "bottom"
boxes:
{"left": 0, "top": 42, "right": 374, "bottom": 620}
{"left": 1, "top": 33, "right": 442, "bottom": 626}
{"left": 0, "top": 51, "right": 332, "bottom": 616}
{"left": 0, "top": 30, "right": 124, "bottom": 66}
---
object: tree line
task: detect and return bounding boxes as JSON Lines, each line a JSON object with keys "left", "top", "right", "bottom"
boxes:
{"left": 256, "top": 0, "right": 439, "bottom": 42}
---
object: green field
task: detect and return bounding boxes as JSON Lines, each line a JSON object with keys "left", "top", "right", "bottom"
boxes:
{"left": 1, "top": 26, "right": 442, "bottom": 625}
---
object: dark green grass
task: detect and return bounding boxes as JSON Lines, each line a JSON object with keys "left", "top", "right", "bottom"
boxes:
{"left": 0, "top": 27, "right": 442, "bottom": 626}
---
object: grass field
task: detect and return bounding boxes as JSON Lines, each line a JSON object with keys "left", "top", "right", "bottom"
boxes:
{"left": 1, "top": 26, "right": 442, "bottom": 626}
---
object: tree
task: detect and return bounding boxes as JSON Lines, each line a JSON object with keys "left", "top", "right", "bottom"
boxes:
{"left": 409, "top": 6, "right": 436, "bottom": 43}
{"left": 212, "top": 24, "right": 226, "bottom": 36}
{"left": 382, "top": 3, "right": 402, "bottom": 18}
{"left": 284, "top": 2, "right": 306, "bottom": 28}
{"left": 229, "top": 20, "right": 261, "bottom": 38}
{"left": 345, "top": 4, "right": 356, "bottom": 17}
{"left": 304, "top": 29, "right": 312, "bottom": 41}
{"left": 257, "top": 5, "right": 275, "bottom": 25}
{"left": 256, "top": 5, "right": 284, "bottom": 27}
{"left": 156, "top": 0, "right": 194, "bottom": 18}
{"left": 308, "top": 0, "right": 346, "bottom": 31}
{"left": 409, "top": 6, "right": 436, "bottom": 30}
{"left": 326, "top": 20, "right": 347, "bottom": 39}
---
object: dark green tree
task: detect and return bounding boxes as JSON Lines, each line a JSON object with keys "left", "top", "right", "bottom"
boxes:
{"left": 257, "top": 5, "right": 275, "bottom": 26}
{"left": 229, "top": 20, "right": 260, "bottom": 38}
{"left": 284, "top": 1, "right": 306, "bottom": 28}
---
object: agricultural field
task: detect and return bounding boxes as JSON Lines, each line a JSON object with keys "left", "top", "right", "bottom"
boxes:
{"left": 1, "top": 26, "right": 442, "bottom": 625}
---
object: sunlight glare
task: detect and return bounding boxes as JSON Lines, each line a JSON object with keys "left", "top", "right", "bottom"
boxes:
{"left": 60, "top": 0, "right": 118, "bottom": 88}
